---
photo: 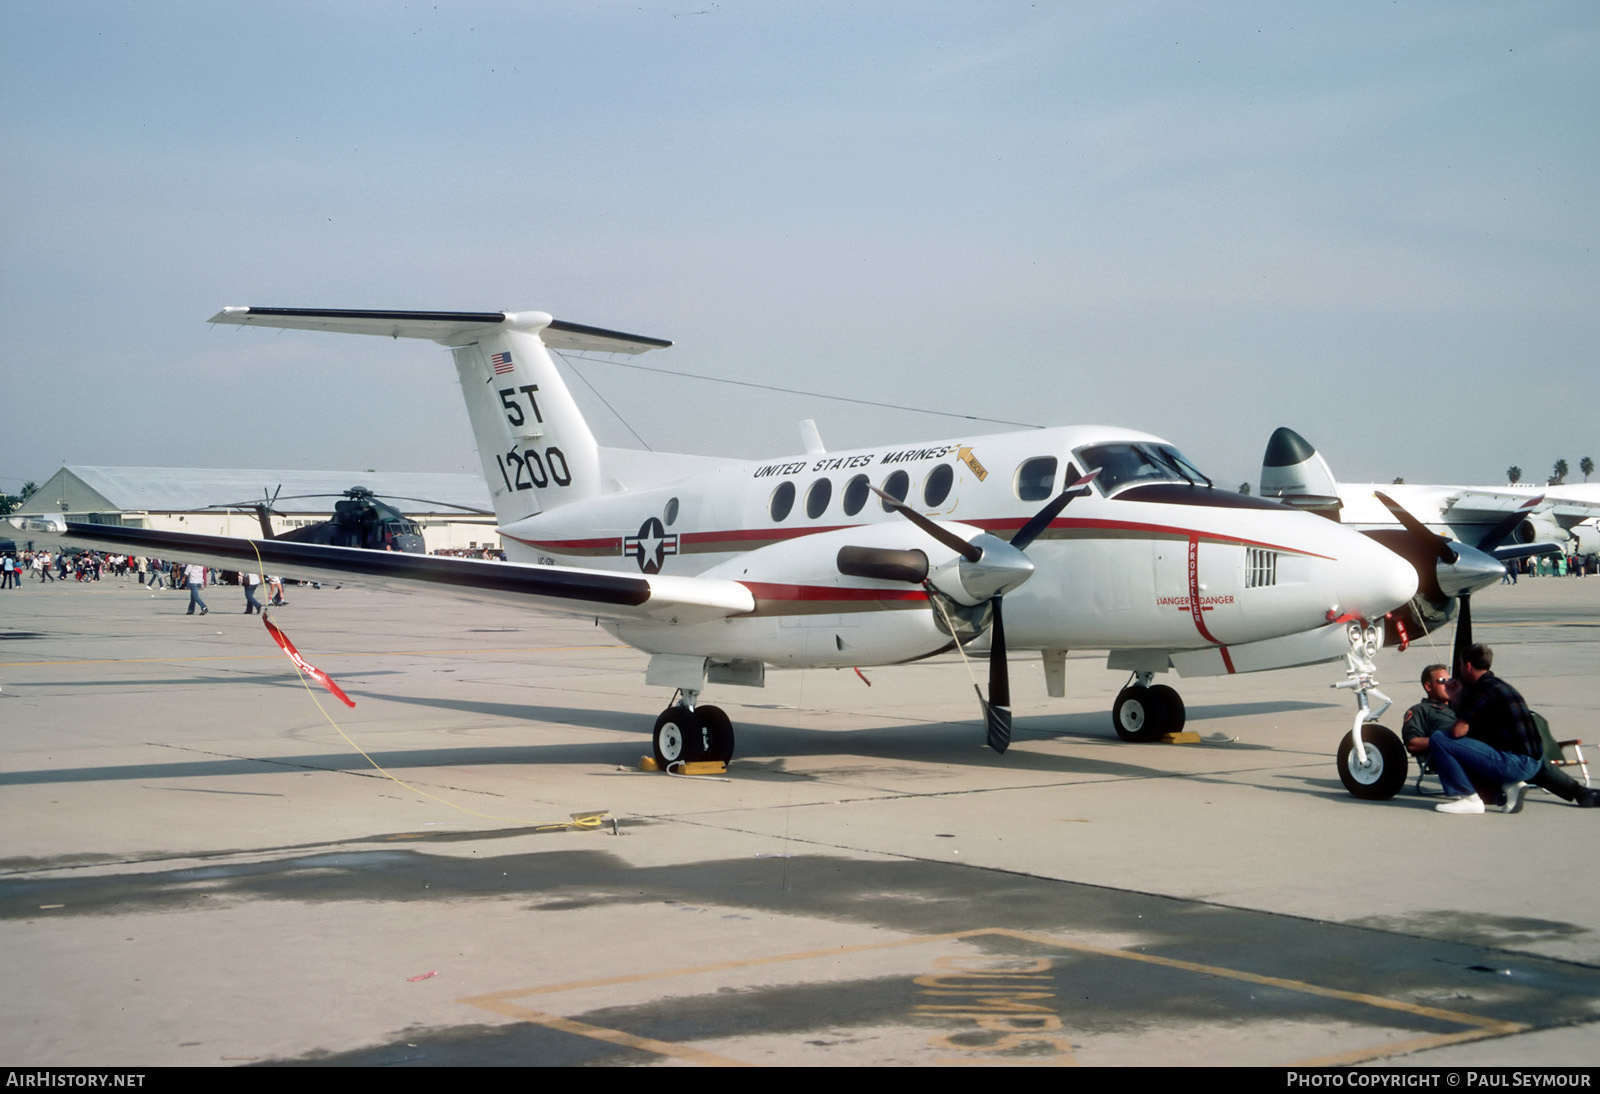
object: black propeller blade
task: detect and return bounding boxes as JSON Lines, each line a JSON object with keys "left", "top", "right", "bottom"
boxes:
{"left": 1375, "top": 491, "right": 1456, "bottom": 563}
{"left": 867, "top": 476, "right": 1099, "bottom": 754}
{"left": 1010, "top": 470, "right": 1099, "bottom": 552}
{"left": 1452, "top": 593, "right": 1473, "bottom": 679}
{"left": 980, "top": 474, "right": 1098, "bottom": 753}
{"left": 983, "top": 598, "right": 1012, "bottom": 752}
{"left": 870, "top": 487, "right": 982, "bottom": 561}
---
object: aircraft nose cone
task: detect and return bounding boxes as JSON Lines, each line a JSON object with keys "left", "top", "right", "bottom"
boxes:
{"left": 1342, "top": 531, "right": 1419, "bottom": 619}
{"left": 1438, "top": 542, "right": 1507, "bottom": 599}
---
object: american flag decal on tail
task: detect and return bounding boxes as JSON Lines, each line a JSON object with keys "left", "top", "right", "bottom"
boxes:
{"left": 491, "top": 351, "right": 514, "bottom": 375}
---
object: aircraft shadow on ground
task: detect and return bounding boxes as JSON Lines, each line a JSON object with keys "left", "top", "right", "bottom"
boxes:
{"left": 1, "top": 689, "right": 1362, "bottom": 795}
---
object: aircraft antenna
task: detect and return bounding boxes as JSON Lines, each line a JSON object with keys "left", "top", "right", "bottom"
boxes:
{"left": 561, "top": 351, "right": 1043, "bottom": 429}
{"left": 552, "top": 349, "right": 654, "bottom": 450}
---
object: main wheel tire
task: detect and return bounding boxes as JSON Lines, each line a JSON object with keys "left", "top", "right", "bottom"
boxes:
{"left": 696, "top": 705, "right": 736, "bottom": 763}
{"left": 1113, "top": 685, "right": 1168, "bottom": 742}
{"left": 1336, "top": 724, "right": 1407, "bottom": 800}
{"left": 653, "top": 707, "right": 705, "bottom": 769}
{"left": 1148, "top": 684, "right": 1186, "bottom": 734}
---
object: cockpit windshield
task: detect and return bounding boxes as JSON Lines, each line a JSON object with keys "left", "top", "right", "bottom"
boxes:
{"left": 1075, "top": 442, "right": 1213, "bottom": 494}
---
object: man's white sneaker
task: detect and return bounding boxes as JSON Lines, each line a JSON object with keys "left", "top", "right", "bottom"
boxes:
{"left": 1437, "top": 794, "right": 1486, "bottom": 815}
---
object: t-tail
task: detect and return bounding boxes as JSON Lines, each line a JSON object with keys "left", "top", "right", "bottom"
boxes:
{"left": 1258, "top": 426, "right": 1343, "bottom": 517}
{"left": 208, "top": 307, "right": 671, "bottom": 526}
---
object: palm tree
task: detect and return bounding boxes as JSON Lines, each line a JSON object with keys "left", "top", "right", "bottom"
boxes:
{"left": 1, "top": 481, "right": 39, "bottom": 516}
{"left": 1552, "top": 459, "right": 1569, "bottom": 485}
{"left": 1583, "top": 457, "right": 1594, "bottom": 482}
{"left": 1238, "top": 482, "right": 1251, "bottom": 496}
{"left": 1507, "top": 466, "right": 1522, "bottom": 484}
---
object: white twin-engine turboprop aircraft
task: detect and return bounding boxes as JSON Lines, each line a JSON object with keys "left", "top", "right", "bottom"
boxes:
{"left": 29, "top": 307, "right": 1419, "bottom": 775}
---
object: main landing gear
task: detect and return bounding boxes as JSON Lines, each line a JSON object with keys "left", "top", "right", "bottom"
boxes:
{"left": 651, "top": 690, "right": 735, "bottom": 768}
{"left": 1112, "top": 673, "right": 1187, "bottom": 741}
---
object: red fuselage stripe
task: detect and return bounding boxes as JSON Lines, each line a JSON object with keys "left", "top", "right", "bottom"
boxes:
{"left": 973, "top": 516, "right": 1335, "bottom": 560}
{"left": 508, "top": 535, "right": 621, "bottom": 552}
{"left": 738, "top": 582, "right": 929, "bottom": 603}
{"left": 519, "top": 516, "right": 1335, "bottom": 561}
{"left": 681, "top": 525, "right": 853, "bottom": 546}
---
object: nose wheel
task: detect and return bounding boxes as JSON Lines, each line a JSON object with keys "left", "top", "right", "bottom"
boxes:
{"left": 1336, "top": 724, "right": 1406, "bottom": 800}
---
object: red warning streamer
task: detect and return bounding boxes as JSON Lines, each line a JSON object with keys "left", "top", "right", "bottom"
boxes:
{"left": 263, "top": 615, "right": 356, "bottom": 708}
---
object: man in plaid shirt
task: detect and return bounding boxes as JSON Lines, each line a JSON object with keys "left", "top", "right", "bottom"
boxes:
{"left": 1430, "top": 644, "right": 1598, "bottom": 814}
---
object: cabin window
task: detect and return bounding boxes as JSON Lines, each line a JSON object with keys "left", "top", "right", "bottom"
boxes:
{"left": 1015, "top": 457, "right": 1057, "bottom": 502}
{"left": 805, "top": 478, "right": 832, "bottom": 519}
{"left": 842, "top": 474, "right": 870, "bottom": 516}
{"left": 923, "top": 464, "right": 954, "bottom": 508}
{"left": 880, "top": 469, "right": 910, "bottom": 511}
{"left": 769, "top": 481, "right": 796, "bottom": 521}
{"left": 663, "top": 497, "right": 679, "bottom": 526}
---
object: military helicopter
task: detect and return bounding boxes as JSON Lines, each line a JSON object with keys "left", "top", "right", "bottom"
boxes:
{"left": 217, "top": 486, "right": 491, "bottom": 554}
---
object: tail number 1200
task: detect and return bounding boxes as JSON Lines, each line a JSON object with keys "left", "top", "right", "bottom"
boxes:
{"left": 497, "top": 446, "right": 570, "bottom": 492}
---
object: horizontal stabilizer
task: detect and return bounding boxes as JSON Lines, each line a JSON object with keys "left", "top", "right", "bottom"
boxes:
{"left": 208, "top": 307, "right": 671, "bottom": 354}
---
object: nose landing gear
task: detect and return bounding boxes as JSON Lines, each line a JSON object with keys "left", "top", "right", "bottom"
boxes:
{"left": 1331, "top": 621, "right": 1404, "bottom": 800}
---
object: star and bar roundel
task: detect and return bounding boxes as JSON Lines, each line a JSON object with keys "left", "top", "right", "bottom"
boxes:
{"left": 624, "top": 517, "right": 679, "bottom": 574}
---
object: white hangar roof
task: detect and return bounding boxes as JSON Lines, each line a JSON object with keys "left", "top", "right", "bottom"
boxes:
{"left": 19, "top": 466, "right": 492, "bottom": 517}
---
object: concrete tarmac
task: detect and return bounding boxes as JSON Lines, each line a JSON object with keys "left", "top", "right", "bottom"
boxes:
{"left": 2, "top": 571, "right": 1597, "bottom": 1066}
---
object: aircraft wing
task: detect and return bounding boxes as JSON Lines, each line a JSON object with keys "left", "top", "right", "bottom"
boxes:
{"left": 10, "top": 518, "right": 752, "bottom": 624}
{"left": 1441, "top": 490, "right": 1600, "bottom": 531}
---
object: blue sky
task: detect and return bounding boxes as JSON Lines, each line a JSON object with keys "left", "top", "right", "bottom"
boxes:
{"left": 3, "top": 1, "right": 1596, "bottom": 495}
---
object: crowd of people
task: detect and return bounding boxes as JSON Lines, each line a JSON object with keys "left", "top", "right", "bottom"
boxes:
{"left": 0, "top": 549, "right": 292, "bottom": 613}
{"left": 1502, "top": 552, "right": 1598, "bottom": 582}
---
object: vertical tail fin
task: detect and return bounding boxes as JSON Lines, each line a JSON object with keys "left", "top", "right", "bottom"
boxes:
{"left": 1260, "top": 426, "right": 1343, "bottom": 518}
{"left": 207, "top": 307, "right": 671, "bottom": 526}
{"left": 449, "top": 324, "right": 604, "bottom": 524}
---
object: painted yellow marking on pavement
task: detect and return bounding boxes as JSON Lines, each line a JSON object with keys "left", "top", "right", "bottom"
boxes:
{"left": 1293, "top": 1031, "right": 1514, "bottom": 1067}
{"left": 458, "top": 928, "right": 1526, "bottom": 1067}
{"left": 978, "top": 928, "right": 1524, "bottom": 1064}
{"left": 461, "top": 933, "right": 967, "bottom": 1004}
{"left": 989, "top": 928, "right": 1520, "bottom": 1029}
{"left": 466, "top": 997, "right": 752, "bottom": 1066}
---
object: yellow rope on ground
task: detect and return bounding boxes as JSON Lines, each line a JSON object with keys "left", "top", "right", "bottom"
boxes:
{"left": 243, "top": 540, "right": 613, "bottom": 831}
